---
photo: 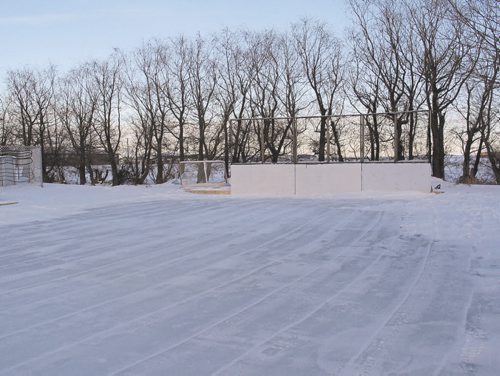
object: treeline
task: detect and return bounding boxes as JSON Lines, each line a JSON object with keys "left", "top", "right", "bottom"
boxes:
{"left": 0, "top": 0, "right": 498, "bottom": 184}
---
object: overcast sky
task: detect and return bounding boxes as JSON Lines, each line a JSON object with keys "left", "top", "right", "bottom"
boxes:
{"left": 0, "top": 0, "right": 349, "bottom": 85}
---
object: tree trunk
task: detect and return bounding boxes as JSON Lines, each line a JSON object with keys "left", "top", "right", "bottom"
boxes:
{"left": 430, "top": 110, "right": 445, "bottom": 179}
{"left": 179, "top": 124, "right": 185, "bottom": 161}
{"left": 461, "top": 132, "right": 473, "bottom": 181}
{"left": 318, "top": 117, "right": 326, "bottom": 162}
{"left": 396, "top": 119, "right": 404, "bottom": 161}
{"left": 408, "top": 112, "right": 415, "bottom": 160}
{"left": 331, "top": 123, "right": 343, "bottom": 162}
{"left": 156, "top": 137, "right": 164, "bottom": 184}
{"left": 39, "top": 133, "right": 48, "bottom": 182}
{"left": 110, "top": 153, "right": 119, "bottom": 186}
{"left": 78, "top": 154, "right": 86, "bottom": 185}
{"left": 86, "top": 155, "right": 95, "bottom": 185}
{"left": 472, "top": 138, "right": 483, "bottom": 177}
{"left": 485, "top": 142, "right": 500, "bottom": 184}
{"left": 198, "top": 121, "right": 205, "bottom": 161}
{"left": 369, "top": 129, "right": 375, "bottom": 161}
{"left": 156, "top": 152, "right": 164, "bottom": 184}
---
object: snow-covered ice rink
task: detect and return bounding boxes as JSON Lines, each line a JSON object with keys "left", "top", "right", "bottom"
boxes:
{"left": 0, "top": 183, "right": 499, "bottom": 375}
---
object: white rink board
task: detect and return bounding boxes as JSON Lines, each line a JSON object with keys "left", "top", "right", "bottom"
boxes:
{"left": 361, "top": 163, "right": 431, "bottom": 193}
{"left": 295, "top": 164, "right": 361, "bottom": 196}
{"left": 231, "top": 163, "right": 431, "bottom": 196}
{"left": 230, "top": 164, "right": 296, "bottom": 196}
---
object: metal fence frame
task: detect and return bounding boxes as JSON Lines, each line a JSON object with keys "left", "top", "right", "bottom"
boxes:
{"left": 228, "top": 110, "right": 431, "bottom": 164}
{"left": 0, "top": 146, "right": 43, "bottom": 187}
{"left": 179, "top": 160, "right": 228, "bottom": 187}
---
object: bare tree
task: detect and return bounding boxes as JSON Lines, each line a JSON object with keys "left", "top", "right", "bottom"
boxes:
{"left": 214, "top": 29, "right": 240, "bottom": 174}
{"left": 293, "top": 19, "right": 344, "bottom": 161}
{"left": 483, "top": 115, "right": 500, "bottom": 184}
{"left": 248, "top": 30, "right": 292, "bottom": 162}
{"left": 449, "top": 0, "right": 498, "bottom": 56}
{"left": 188, "top": 35, "right": 221, "bottom": 162}
{"left": 277, "top": 31, "right": 308, "bottom": 127}
{"left": 399, "top": 17, "right": 427, "bottom": 160}
{"left": 34, "top": 67, "right": 62, "bottom": 182}
{"left": 58, "top": 64, "right": 98, "bottom": 184}
{"left": 6, "top": 69, "right": 39, "bottom": 146}
{"left": 0, "top": 97, "right": 14, "bottom": 145}
{"left": 165, "top": 36, "right": 191, "bottom": 162}
{"left": 123, "top": 54, "right": 155, "bottom": 184}
{"left": 6, "top": 67, "right": 60, "bottom": 181}
{"left": 227, "top": 32, "right": 255, "bottom": 163}
{"left": 125, "top": 41, "right": 173, "bottom": 184}
{"left": 410, "top": 0, "right": 476, "bottom": 178}
{"left": 450, "top": 0, "right": 499, "bottom": 183}
{"left": 455, "top": 58, "right": 498, "bottom": 182}
{"left": 347, "top": 37, "right": 383, "bottom": 161}
{"left": 349, "top": 0, "right": 427, "bottom": 160}
{"left": 91, "top": 54, "right": 123, "bottom": 186}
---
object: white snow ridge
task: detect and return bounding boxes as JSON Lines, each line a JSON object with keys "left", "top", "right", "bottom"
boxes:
{"left": 0, "top": 182, "right": 499, "bottom": 375}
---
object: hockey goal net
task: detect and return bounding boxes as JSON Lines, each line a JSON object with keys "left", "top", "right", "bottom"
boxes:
{"left": 178, "top": 160, "right": 229, "bottom": 193}
{"left": 0, "top": 146, "right": 43, "bottom": 187}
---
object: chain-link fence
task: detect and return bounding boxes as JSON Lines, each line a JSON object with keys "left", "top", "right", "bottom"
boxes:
{"left": 228, "top": 110, "right": 430, "bottom": 164}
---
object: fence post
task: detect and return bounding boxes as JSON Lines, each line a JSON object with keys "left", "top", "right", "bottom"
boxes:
{"left": 393, "top": 113, "right": 399, "bottom": 162}
{"left": 427, "top": 109, "right": 432, "bottom": 163}
{"left": 326, "top": 118, "right": 331, "bottom": 163}
{"left": 293, "top": 117, "right": 298, "bottom": 163}
{"left": 259, "top": 119, "right": 265, "bottom": 163}
{"left": 360, "top": 115, "right": 365, "bottom": 163}
{"left": 226, "top": 119, "right": 232, "bottom": 178}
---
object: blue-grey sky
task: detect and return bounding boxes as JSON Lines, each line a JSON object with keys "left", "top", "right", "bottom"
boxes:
{"left": 0, "top": 0, "right": 349, "bottom": 85}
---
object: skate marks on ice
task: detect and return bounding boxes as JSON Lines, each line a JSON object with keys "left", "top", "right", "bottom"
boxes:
{"left": 0, "top": 191, "right": 499, "bottom": 375}
{"left": 0, "top": 198, "right": 380, "bottom": 375}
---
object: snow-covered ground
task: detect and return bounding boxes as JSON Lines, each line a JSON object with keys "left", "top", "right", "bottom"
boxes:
{"left": 444, "top": 155, "right": 496, "bottom": 184}
{"left": 0, "top": 182, "right": 499, "bottom": 375}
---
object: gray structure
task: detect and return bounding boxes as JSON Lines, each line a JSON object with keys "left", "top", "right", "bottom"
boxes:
{"left": 0, "top": 146, "right": 43, "bottom": 187}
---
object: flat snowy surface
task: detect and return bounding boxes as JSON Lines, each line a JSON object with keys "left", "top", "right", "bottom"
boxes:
{"left": 0, "top": 183, "right": 499, "bottom": 375}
